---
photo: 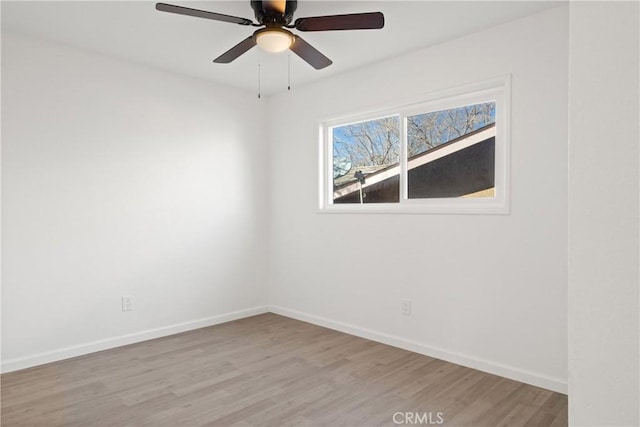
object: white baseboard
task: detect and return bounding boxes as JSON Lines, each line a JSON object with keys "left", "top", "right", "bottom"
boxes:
{"left": 2, "top": 304, "right": 568, "bottom": 395}
{"left": 1, "top": 306, "right": 268, "bottom": 374}
{"left": 269, "top": 305, "right": 568, "bottom": 395}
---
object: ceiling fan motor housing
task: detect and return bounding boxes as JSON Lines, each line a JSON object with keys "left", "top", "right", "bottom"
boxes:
{"left": 250, "top": 0, "right": 297, "bottom": 26}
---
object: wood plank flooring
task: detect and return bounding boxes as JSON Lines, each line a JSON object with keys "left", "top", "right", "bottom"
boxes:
{"left": 1, "top": 313, "right": 567, "bottom": 426}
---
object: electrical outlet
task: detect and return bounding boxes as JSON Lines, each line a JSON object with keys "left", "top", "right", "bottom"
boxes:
{"left": 122, "top": 295, "right": 133, "bottom": 312}
{"left": 401, "top": 299, "right": 411, "bottom": 316}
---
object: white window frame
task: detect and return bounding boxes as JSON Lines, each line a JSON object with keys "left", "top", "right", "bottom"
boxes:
{"left": 318, "top": 76, "right": 511, "bottom": 214}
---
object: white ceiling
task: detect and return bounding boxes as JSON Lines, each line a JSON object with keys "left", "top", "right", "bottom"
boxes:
{"left": 2, "top": 1, "right": 561, "bottom": 96}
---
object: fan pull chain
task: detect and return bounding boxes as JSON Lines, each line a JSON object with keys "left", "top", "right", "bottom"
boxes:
{"left": 287, "top": 54, "right": 291, "bottom": 91}
{"left": 257, "top": 64, "right": 261, "bottom": 99}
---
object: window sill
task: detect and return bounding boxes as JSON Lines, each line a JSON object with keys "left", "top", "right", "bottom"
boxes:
{"left": 317, "top": 200, "right": 510, "bottom": 215}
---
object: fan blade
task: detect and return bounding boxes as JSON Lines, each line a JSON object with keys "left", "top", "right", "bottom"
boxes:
{"left": 294, "top": 12, "right": 384, "bottom": 32}
{"left": 289, "top": 36, "right": 332, "bottom": 70}
{"left": 214, "top": 36, "right": 257, "bottom": 63}
{"left": 156, "top": 3, "right": 254, "bottom": 26}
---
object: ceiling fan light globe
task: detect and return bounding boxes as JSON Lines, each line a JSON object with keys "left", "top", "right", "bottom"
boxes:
{"left": 255, "top": 29, "right": 294, "bottom": 53}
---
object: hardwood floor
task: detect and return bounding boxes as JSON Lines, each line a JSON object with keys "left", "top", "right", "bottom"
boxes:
{"left": 1, "top": 313, "right": 567, "bottom": 426}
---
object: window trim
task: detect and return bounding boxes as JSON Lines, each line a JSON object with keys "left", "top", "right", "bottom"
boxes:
{"left": 318, "top": 76, "right": 511, "bottom": 215}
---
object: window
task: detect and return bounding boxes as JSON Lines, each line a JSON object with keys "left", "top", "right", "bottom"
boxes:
{"left": 320, "top": 77, "right": 510, "bottom": 214}
{"left": 332, "top": 115, "right": 400, "bottom": 204}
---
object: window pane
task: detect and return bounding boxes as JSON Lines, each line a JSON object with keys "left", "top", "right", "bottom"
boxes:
{"left": 332, "top": 116, "right": 400, "bottom": 204}
{"left": 407, "top": 102, "right": 496, "bottom": 199}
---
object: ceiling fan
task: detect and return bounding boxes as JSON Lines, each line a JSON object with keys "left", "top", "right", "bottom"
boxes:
{"left": 156, "top": 1, "right": 385, "bottom": 70}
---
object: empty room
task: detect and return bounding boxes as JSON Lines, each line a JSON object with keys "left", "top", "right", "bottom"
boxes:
{"left": 1, "top": 1, "right": 638, "bottom": 426}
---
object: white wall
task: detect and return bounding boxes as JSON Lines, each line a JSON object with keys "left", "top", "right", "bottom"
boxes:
{"left": 1, "top": 32, "right": 269, "bottom": 371}
{"left": 568, "top": 2, "right": 639, "bottom": 426}
{"left": 267, "top": 6, "right": 569, "bottom": 393}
